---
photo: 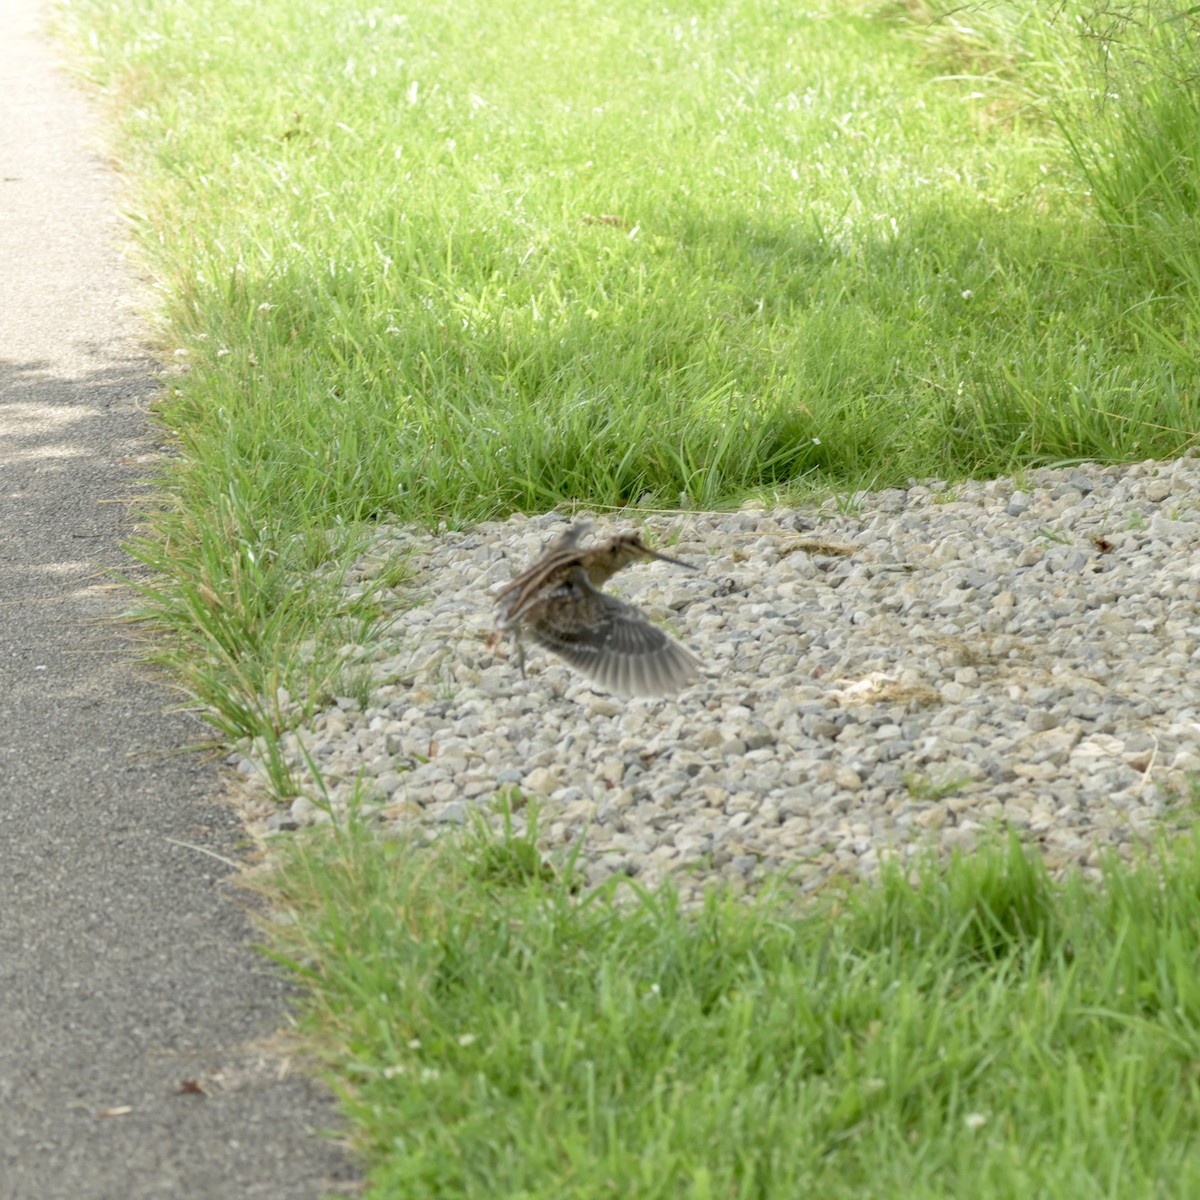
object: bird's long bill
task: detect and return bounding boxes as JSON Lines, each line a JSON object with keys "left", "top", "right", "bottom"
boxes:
{"left": 645, "top": 547, "right": 694, "bottom": 570}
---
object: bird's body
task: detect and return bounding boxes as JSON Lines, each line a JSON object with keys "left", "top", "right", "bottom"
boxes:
{"left": 493, "top": 522, "right": 702, "bottom": 697}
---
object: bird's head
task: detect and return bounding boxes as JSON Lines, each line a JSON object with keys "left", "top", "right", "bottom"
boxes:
{"left": 587, "top": 532, "right": 693, "bottom": 581}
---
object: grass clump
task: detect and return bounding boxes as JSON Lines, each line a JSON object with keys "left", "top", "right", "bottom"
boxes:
{"left": 881, "top": 2, "right": 1200, "bottom": 325}
{"left": 269, "top": 820, "right": 1200, "bottom": 1198}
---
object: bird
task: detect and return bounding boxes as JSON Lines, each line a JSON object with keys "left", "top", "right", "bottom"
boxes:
{"left": 491, "top": 521, "right": 703, "bottom": 698}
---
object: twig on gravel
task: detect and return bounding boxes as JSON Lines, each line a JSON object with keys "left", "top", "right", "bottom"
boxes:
{"left": 163, "top": 836, "right": 243, "bottom": 870}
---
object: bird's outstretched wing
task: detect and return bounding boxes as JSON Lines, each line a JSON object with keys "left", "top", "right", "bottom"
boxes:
{"left": 528, "top": 586, "right": 701, "bottom": 698}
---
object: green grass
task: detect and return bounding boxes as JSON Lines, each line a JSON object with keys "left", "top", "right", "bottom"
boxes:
{"left": 269, "top": 814, "right": 1200, "bottom": 1199}
{"left": 54, "top": 0, "right": 1200, "bottom": 1194}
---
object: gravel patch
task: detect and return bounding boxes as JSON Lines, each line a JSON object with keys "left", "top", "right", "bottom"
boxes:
{"left": 238, "top": 458, "right": 1200, "bottom": 901}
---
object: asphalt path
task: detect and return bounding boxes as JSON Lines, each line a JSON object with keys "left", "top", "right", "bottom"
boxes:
{"left": 0, "top": 3, "right": 355, "bottom": 1195}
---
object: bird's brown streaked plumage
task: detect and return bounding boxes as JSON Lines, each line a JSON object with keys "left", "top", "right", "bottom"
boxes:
{"left": 493, "top": 522, "right": 702, "bottom": 698}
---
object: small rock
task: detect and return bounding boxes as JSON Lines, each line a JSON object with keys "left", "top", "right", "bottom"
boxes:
{"left": 522, "top": 766, "right": 562, "bottom": 794}
{"left": 290, "top": 796, "right": 317, "bottom": 825}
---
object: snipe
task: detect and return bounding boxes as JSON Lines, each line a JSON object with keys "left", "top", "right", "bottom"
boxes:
{"left": 492, "top": 522, "right": 702, "bottom": 698}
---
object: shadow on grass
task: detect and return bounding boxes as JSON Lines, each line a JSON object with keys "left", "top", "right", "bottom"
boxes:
{"left": 170, "top": 185, "right": 1200, "bottom": 530}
